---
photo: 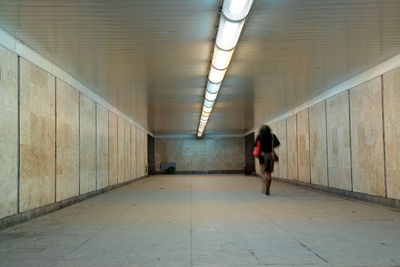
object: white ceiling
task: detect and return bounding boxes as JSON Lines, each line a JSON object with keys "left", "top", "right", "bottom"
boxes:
{"left": 1, "top": 0, "right": 400, "bottom": 135}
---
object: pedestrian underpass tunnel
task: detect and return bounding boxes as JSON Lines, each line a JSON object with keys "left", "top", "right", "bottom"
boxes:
{"left": 0, "top": 0, "right": 400, "bottom": 266}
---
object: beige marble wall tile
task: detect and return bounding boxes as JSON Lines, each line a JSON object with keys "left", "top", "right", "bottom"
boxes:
{"left": 270, "top": 123, "right": 279, "bottom": 177}
{"left": 96, "top": 104, "right": 108, "bottom": 189}
{"left": 136, "top": 127, "right": 141, "bottom": 178}
{"left": 0, "top": 45, "right": 18, "bottom": 218}
{"left": 130, "top": 125, "right": 137, "bottom": 180}
{"left": 144, "top": 131, "right": 148, "bottom": 175}
{"left": 79, "top": 94, "right": 96, "bottom": 194}
{"left": 141, "top": 131, "right": 145, "bottom": 176}
{"left": 20, "top": 58, "right": 55, "bottom": 212}
{"left": 277, "top": 119, "right": 288, "bottom": 179}
{"left": 287, "top": 114, "right": 298, "bottom": 180}
{"left": 124, "top": 120, "right": 131, "bottom": 181}
{"left": 142, "top": 130, "right": 146, "bottom": 176}
{"left": 383, "top": 68, "right": 400, "bottom": 200}
{"left": 350, "top": 77, "right": 385, "bottom": 196}
{"left": 117, "top": 116, "right": 124, "bottom": 183}
{"left": 56, "top": 80, "right": 79, "bottom": 201}
{"left": 108, "top": 111, "right": 118, "bottom": 185}
{"left": 297, "top": 109, "right": 310, "bottom": 183}
{"left": 155, "top": 137, "right": 245, "bottom": 172}
{"left": 139, "top": 129, "right": 144, "bottom": 176}
{"left": 326, "top": 91, "right": 352, "bottom": 190}
{"left": 309, "top": 101, "right": 328, "bottom": 186}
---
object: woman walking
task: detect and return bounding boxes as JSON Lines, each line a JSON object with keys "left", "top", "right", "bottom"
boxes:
{"left": 255, "top": 125, "right": 280, "bottom": 195}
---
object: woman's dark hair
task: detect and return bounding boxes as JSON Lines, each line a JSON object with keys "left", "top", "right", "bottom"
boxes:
{"left": 259, "top": 125, "right": 271, "bottom": 136}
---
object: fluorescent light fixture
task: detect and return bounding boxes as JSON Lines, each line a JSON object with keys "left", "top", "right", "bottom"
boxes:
{"left": 204, "top": 99, "right": 215, "bottom": 108}
{"left": 222, "top": 0, "right": 254, "bottom": 21}
{"left": 208, "top": 66, "right": 227, "bottom": 84}
{"left": 205, "top": 91, "right": 218, "bottom": 101}
{"left": 206, "top": 80, "right": 221, "bottom": 94}
{"left": 200, "top": 116, "right": 210, "bottom": 123}
{"left": 203, "top": 106, "right": 212, "bottom": 113}
{"left": 201, "top": 111, "right": 210, "bottom": 118}
{"left": 212, "top": 45, "right": 234, "bottom": 70}
{"left": 215, "top": 15, "right": 244, "bottom": 51}
{"left": 196, "top": 0, "right": 253, "bottom": 138}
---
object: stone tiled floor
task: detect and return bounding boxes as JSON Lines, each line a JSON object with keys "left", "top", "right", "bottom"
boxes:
{"left": 1, "top": 174, "right": 400, "bottom": 266}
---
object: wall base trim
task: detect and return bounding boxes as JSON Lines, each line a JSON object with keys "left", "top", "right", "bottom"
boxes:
{"left": 271, "top": 176, "right": 400, "bottom": 209}
{"left": 152, "top": 170, "right": 245, "bottom": 175}
{"left": 0, "top": 175, "right": 148, "bottom": 231}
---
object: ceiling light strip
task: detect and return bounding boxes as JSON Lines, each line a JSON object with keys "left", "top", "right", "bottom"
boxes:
{"left": 197, "top": 0, "right": 254, "bottom": 137}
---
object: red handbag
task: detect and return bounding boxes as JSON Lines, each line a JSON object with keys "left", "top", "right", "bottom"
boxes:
{"left": 253, "top": 140, "right": 261, "bottom": 158}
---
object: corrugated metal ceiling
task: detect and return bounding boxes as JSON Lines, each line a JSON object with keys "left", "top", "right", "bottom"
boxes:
{"left": 0, "top": 0, "right": 400, "bottom": 135}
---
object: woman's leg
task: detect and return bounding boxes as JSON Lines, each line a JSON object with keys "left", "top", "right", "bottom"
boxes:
{"left": 265, "top": 172, "right": 272, "bottom": 195}
{"left": 265, "top": 155, "right": 273, "bottom": 195}
{"left": 259, "top": 154, "right": 267, "bottom": 192}
{"left": 261, "top": 171, "right": 267, "bottom": 193}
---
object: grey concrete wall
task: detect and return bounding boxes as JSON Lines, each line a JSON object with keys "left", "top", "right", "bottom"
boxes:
{"left": 264, "top": 68, "right": 400, "bottom": 202}
{"left": 155, "top": 137, "right": 245, "bottom": 172}
{"left": 0, "top": 44, "right": 148, "bottom": 221}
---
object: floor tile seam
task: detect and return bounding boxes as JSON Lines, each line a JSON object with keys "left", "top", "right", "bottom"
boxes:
{"left": 60, "top": 224, "right": 107, "bottom": 260}
{"left": 238, "top": 187, "right": 331, "bottom": 265}
{"left": 190, "top": 175, "right": 193, "bottom": 267}
{"left": 227, "top": 188, "right": 275, "bottom": 264}
{"left": 265, "top": 218, "right": 330, "bottom": 264}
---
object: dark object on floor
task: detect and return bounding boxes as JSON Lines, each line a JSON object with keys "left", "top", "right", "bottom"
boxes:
{"left": 167, "top": 166, "right": 176, "bottom": 174}
{"left": 160, "top": 162, "right": 176, "bottom": 170}
{"left": 160, "top": 162, "right": 176, "bottom": 174}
